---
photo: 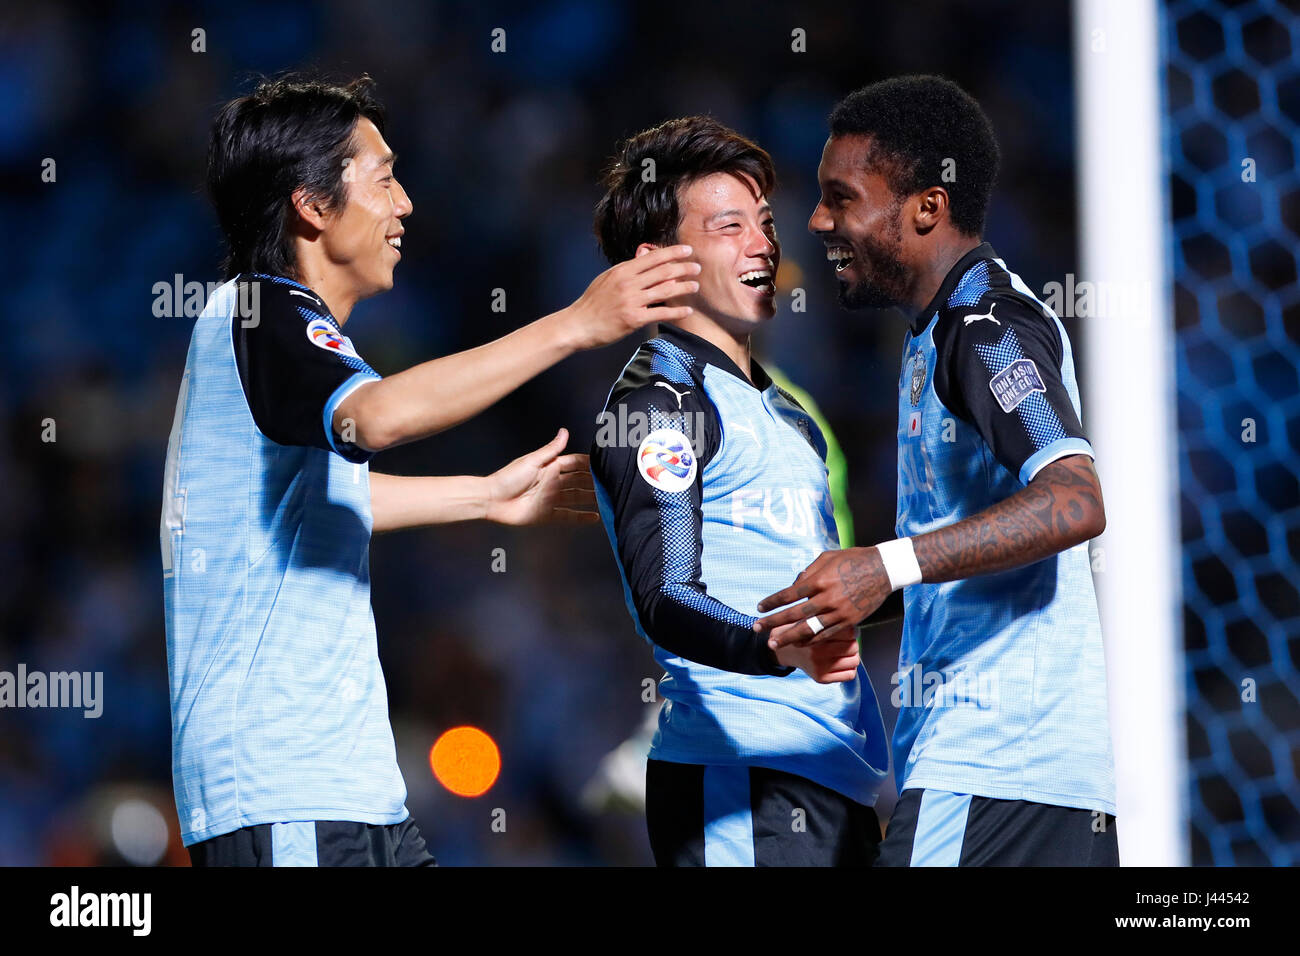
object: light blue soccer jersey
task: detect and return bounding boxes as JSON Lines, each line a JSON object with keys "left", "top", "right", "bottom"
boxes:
{"left": 160, "top": 275, "right": 407, "bottom": 845}
{"left": 893, "top": 244, "right": 1116, "bottom": 815}
{"left": 592, "top": 324, "right": 888, "bottom": 806}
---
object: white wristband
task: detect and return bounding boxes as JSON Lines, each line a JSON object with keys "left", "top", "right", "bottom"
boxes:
{"left": 876, "top": 537, "right": 922, "bottom": 591}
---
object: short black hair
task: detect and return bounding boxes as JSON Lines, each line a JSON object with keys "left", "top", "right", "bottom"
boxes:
{"left": 207, "top": 73, "right": 387, "bottom": 279}
{"left": 829, "top": 75, "right": 999, "bottom": 236}
{"left": 594, "top": 116, "right": 776, "bottom": 265}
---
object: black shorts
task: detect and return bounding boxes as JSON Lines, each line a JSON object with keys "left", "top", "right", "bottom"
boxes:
{"left": 875, "top": 788, "right": 1119, "bottom": 866}
{"left": 188, "top": 817, "right": 437, "bottom": 867}
{"left": 645, "top": 759, "right": 880, "bottom": 867}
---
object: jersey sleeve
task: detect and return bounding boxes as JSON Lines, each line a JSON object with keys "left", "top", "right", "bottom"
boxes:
{"left": 590, "top": 383, "right": 793, "bottom": 677}
{"left": 232, "top": 280, "right": 381, "bottom": 464}
{"left": 934, "top": 290, "right": 1094, "bottom": 485}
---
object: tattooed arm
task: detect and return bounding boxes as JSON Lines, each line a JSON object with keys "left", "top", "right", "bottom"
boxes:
{"left": 914, "top": 454, "right": 1105, "bottom": 581}
{"left": 752, "top": 455, "right": 1105, "bottom": 647}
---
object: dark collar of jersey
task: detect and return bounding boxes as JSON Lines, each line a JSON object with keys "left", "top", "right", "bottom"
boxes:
{"left": 248, "top": 272, "right": 311, "bottom": 292}
{"left": 246, "top": 273, "right": 332, "bottom": 310}
{"left": 655, "top": 322, "right": 773, "bottom": 391}
{"left": 911, "top": 241, "right": 997, "bottom": 334}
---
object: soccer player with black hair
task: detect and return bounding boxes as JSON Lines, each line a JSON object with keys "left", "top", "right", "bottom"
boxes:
{"left": 161, "top": 74, "right": 700, "bottom": 866}
{"left": 755, "top": 75, "right": 1118, "bottom": 866}
{"left": 589, "top": 116, "right": 888, "bottom": 867}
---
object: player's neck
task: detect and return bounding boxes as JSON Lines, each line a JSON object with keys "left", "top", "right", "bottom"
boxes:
{"left": 908, "top": 234, "right": 985, "bottom": 316}
{"left": 290, "top": 249, "right": 359, "bottom": 325}
{"left": 671, "top": 316, "right": 753, "bottom": 383}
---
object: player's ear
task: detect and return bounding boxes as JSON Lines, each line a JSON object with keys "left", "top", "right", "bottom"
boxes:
{"left": 912, "top": 186, "right": 948, "bottom": 236}
{"left": 634, "top": 243, "right": 661, "bottom": 259}
{"left": 290, "top": 185, "right": 331, "bottom": 233}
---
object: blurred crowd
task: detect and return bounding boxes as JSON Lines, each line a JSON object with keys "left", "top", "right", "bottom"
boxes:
{"left": 0, "top": 0, "right": 1081, "bottom": 864}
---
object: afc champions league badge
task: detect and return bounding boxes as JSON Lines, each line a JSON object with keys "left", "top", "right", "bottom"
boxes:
{"left": 636, "top": 428, "right": 697, "bottom": 493}
{"left": 909, "top": 349, "right": 927, "bottom": 406}
{"left": 305, "top": 317, "right": 362, "bottom": 360}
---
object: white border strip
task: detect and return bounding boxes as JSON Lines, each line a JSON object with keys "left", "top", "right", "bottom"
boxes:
{"left": 1074, "top": 0, "right": 1187, "bottom": 865}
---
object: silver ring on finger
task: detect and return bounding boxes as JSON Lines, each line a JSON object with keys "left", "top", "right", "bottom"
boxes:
{"left": 807, "top": 614, "right": 825, "bottom": 635}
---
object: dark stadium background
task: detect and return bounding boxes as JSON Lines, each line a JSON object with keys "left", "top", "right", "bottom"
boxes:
{"left": 0, "top": 0, "right": 1292, "bottom": 865}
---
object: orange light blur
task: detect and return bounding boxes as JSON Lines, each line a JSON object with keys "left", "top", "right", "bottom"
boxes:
{"left": 429, "top": 726, "right": 501, "bottom": 797}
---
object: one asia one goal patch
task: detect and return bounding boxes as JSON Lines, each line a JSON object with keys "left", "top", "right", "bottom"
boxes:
{"left": 988, "top": 358, "right": 1047, "bottom": 412}
{"left": 636, "top": 428, "right": 697, "bottom": 492}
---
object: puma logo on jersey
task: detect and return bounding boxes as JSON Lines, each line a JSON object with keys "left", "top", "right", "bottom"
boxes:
{"left": 963, "top": 302, "right": 1000, "bottom": 326}
{"left": 728, "top": 419, "right": 762, "bottom": 448}
{"left": 653, "top": 381, "right": 692, "bottom": 408}
{"left": 289, "top": 289, "right": 325, "bottom": 308}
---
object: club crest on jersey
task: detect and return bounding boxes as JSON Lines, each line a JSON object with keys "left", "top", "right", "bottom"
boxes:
{"left": 989, "top": 358, "right": 1046, "bottom": 412}
{"left": 909, "top": 350, "right": 927, "bottom": 406}
{"left": 306, "top": 318, "right": 361, "bottom": 360}
{"left": 636, "top": 428, "right": 697, "bottom": 492}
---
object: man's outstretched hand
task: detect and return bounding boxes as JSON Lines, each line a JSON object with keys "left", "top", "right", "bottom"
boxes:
{"left": 485, "top": 428, "right": 599, "bottom": 526}
{"left": 753, "top": 548, "right": 892, "bottom": 649}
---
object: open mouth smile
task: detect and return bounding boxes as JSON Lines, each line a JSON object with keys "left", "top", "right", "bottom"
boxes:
{"left": 827, "top": 245, "right": 855, "bottom": 273}
{"left": 738, "top": 266, "right": 775, "bottom": 296}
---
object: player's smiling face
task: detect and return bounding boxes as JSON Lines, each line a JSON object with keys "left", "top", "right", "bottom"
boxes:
{"left": 323, "top": 117, "right": 413, "bottom": 299}
{"left": 649, "top": 171, "right": 778, "bottom": 333}
{"left": 809, "top": 135, "right": 911, "bottom": 310}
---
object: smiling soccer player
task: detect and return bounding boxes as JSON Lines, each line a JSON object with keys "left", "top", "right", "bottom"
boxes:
{"left": 161, "top": 75, "right": 699, "bottom": 866}
{"left": 755, "top": 76, "right": 1118, "bottom": 866}
{"left": 590, "top": 117, "right": 888, "bottom": 867}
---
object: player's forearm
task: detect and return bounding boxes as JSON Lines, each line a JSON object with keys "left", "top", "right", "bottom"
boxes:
{"left": 641, "top": 588, "right": 791, "bottom": 676}
{"left": 369, "top": 472, "right": 489, "bottom": 533}
{"left": 339, "top": 308, "right": 579, "bottom": 451}
{"left": 912, "top": 454, "right": 1106, "bottom": 583}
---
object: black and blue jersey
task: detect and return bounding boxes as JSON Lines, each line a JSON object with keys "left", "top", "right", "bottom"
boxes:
{"left": 893, "top": 242, "right": 1116, "bottom": 815}
{"left": 591, "top": 323, "right": 888, "bottom": 806}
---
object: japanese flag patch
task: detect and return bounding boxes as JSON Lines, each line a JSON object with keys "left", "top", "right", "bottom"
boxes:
{"left": 636, "top": 428, "right": 697, "bottom": 492}
{"left": 988, "top": 358, "right": 1046, "bottom": 413}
